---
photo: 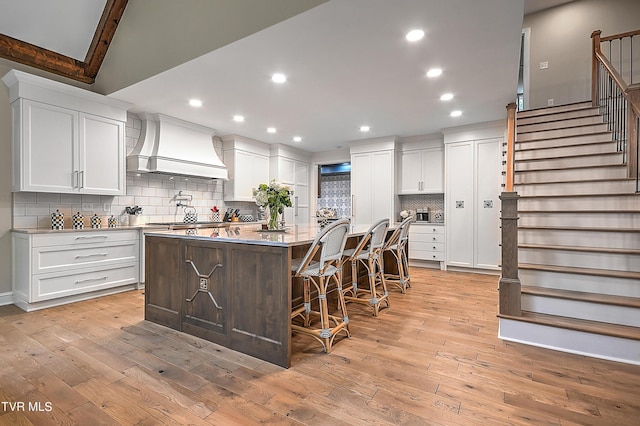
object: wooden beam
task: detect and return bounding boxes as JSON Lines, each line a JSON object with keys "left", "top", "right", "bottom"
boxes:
{"left": 0, "top": 34, "right": 93, "bottom": 83}
{"left": 0, "top": 0, "right": 128, "bottom": 84}
{"left": 84, "top": 0, "right": 129, "bottom": 79}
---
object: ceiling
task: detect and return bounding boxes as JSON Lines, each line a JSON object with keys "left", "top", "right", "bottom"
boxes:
{"left": 0, "top": 0, "right": 575, "bottom": 153}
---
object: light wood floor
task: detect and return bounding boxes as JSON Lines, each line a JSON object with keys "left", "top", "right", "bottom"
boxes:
{"left": 1, "top": 268, "right": 639, "bottom": 425}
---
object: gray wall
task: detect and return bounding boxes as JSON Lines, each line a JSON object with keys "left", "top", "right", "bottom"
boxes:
{"left": 524, "top": 0, "right": 640, "bottom": 109}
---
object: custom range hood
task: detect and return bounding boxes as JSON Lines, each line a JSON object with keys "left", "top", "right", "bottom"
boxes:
{"left": 127, "top": 113, "right": 228, "bottom": 179}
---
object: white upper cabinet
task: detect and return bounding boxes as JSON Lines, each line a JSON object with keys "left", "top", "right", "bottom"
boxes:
{"left": 2, "top": 70, "right": 130, "bottom": 195}
{"left": 222, "top": 135, "right": 270, "bottom": 202}
{"left": 269, "top": 144, "right": 311, "bottom": 226}
{"left": 398, "top": 137, "right": 444, "bottom": 194}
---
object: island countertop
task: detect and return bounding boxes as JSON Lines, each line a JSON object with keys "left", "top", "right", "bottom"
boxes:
{"left": 143, "top": 223, "right": 391, "bottom": 247}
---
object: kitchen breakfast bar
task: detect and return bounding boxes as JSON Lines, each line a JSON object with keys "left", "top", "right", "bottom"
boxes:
{"left": 144, "top": 224, "right": 395, "bottom": 368}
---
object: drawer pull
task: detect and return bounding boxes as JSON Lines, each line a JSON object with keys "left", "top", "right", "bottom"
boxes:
{"left": 75, "top": 253, "right": 108, "bottom": 259}
{"left": 75, "top": 276, "right": 108, "bottom": 284}
{"left": 75, "top": 235, "right": 109, "bottom": 240}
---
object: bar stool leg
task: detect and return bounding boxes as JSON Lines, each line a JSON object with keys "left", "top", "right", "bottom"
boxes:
{"left": 303, "top": 277, "right": 311, "bottom": 327}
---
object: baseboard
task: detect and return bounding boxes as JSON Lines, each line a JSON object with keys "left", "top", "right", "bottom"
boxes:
{"left": 0, "top": 291, "right": 14, "bottom": 306}
{"left": 499, "top": 317, "right": 640, "bottom": 366}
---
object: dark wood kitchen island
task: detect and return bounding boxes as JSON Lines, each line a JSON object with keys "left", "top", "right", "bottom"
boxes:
{"left": 144, "top": 224, "right": 377, "bottom": 368}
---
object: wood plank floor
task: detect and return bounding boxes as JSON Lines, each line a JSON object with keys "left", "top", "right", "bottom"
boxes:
{"left": 1, "top": 268, "right": 639, "bottom": 425}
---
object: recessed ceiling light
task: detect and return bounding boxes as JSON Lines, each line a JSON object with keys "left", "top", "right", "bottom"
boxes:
{"left": 405, "top": 29, "right": 424, "bottom": 42}
{"left": 267, "top": 127, "right": 277, "bottom": 133}
{"left": 440, "top": 93, "right": 454, "bottom": 101}
{"left": 450, "top": 110, "right": 462, "bottom": 117}
{"left": 233, "top": 115, "right": 245, "bottom": 122}
{"left": 272, "top": 73, "right": 287, "bottom": 83}
{"left": 293, "top": 136, "right": 302, "bottom": 142}
{"left": 360, "top": 126, "right": 370, "bottom": 132}
{"left": 189, "top": 99, "right": 202, "bottom": 107}
{"left": 426, "top": 68, "right": 443, "bottom": 78}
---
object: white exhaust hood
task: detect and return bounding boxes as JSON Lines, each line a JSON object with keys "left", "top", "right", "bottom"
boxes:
{"left": 127, "top": 113, "right": 228, "bottom": 180}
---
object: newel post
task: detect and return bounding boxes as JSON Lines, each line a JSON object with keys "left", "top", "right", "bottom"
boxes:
{"left": 591, "top": 30, "right": 602, "bottom": 107}
{"left": 499, "top": 192, "right": 521, "bottom": 316}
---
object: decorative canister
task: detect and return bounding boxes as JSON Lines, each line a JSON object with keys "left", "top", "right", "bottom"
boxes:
{"left": 51, "top": 209, "right": 64, "bottom": 230}
{"left": 108, "top": 215, "right": 118, "bottom": 228}
{"left": 90, "top": 214, "right": 102, "bottom": 229}
{"left": 72, "top": 212, "right": 84, "bottom": 229}
{"left": 211, "top": 211, "right": 220, "bottom": 222}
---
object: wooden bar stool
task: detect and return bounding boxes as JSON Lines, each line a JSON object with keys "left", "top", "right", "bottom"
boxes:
{"left": 342, "top": 218, "right": 390, "bottom": 316}
{"left": 290, "top": 219, "right": 351, "bottom": 353}
{"left": 383, "top": 216, "right": 413, "bottom": 293}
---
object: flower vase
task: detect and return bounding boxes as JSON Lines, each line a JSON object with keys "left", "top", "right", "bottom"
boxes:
{"left": 268, "top": 206, "right": 280, "bottom": 230}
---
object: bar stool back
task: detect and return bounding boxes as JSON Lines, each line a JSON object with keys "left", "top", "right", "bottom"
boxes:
{"left": 290, "top": 219, "right": 351, "bottom": 352}
{"left": 383, "top": 216, "right": 413, "bottom": 293}
{"left": 342, "top": 218, "right": 390, "bottom": 316}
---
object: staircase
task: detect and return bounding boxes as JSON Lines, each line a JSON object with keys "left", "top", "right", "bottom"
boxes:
{"left": 499, "top": 101, "right": 640, "bottom": 365}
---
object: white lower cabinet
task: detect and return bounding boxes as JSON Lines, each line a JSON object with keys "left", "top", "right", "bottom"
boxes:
{"left": 408, "top": 223, "right": 446, "bottom": 268}
{"left": 12, "top": 229, "right": 140, "bottom": 311}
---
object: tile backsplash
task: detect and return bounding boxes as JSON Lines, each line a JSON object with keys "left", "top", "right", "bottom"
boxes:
{"left": 317, "top": 174, "right": 351, "bottom": 218}
{"left": 399, "top": 194, "right": 444, "bottom": 222}
{"left": 11, "top": 113, "right": 232, "bottom": 229}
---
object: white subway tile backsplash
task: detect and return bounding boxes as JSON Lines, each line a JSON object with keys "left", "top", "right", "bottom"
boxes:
{"left": 13, "top": 216, "right": 37, "bottom": 229}
{"left": 14, "top": 192, "right": 37, "bottom": 203}
{"left": 36, "top": 193, "right": 61, "bottom": 203}
{"left": 60, "top": 193, "right": 82, "bottom": 204}
{"left": 126, "top": 186, "right": 142, "bottom": 196}
{"left": 25, "top": 205, "right": 52, "bottom": 216}
{"left": 141, "top": 187, "right": 156, "bottom": 197}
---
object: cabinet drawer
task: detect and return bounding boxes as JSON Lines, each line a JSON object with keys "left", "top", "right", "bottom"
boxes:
{"left": 32, "top": 230, "right": 139, "bottom": 247}
{"left": 409, "top": 232, "right": 445, "bottom": 243}
{"left": 409, "top": 249, "right": 444, "bottom": 261}
{"left": 33, "top": 241, "right": 138, "bottom": 274}
{"left": 409, "top": 241, "right": 444, "bottom": 253}
{"left": 32, "top": 263, "right": 138, "bottom": 302}
{"left": 410, "top": 224, "right": 444, "bottom": 235}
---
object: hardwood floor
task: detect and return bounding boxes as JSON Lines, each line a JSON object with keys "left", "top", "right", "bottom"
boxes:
{"left": 1, "top": 267, "right": 639, "bottom": 425}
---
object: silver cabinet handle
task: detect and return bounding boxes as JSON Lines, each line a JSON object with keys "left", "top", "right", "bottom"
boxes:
{"left": 73, "top": 170, "right": 79, "bottom": 188}
{"left": 294, "top": 196, "right": 299, "bottom": 217}
{"left": 75, "top": 253, "right": 108, "bottom": 259}
{"left": 79, "top": 171, "right": 84, "bottom": 189}
{"left": 75, "top": 276, "right": 108, "bottom": 284}
{"left": 351, "top": 195, "right": 355, "bottom": 217}
{"left": 75, "top": 235, "right": 108, "bottom": 240}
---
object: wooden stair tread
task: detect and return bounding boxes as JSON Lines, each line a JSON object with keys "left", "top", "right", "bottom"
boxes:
{"left": 519, "top": 263, "right": 640, "bottom": 279}
{"left": 514, "top": 163, "right": 626, "bottom": 173}
{"left": 517, "top": 122, "right": 609, "bottom": 135}
{"left": 514, "top": 140, "right": 616, "bottom": 153}
{"left": 517, "top": 192, "right": 640, "bottom": 199}
{"left": 519, "top": 225, "right": 640, "bottom": 232}
{"left": 519, "top": 209, "right": 640, "bottom": 214}
{"left": 498, "top": 311, "right": 640, "bottom": 341}
{"left": 514, "top": 177, "right": 633, "bottom": 186}
{"left": 519, "top": 243, "right": 640, "bottom": 255}
{"left": 515, "top": 131, "right": 613, "bottom": 144}
{"left": 517, "top": 101, "right": 593, "bottom": 116}
{"left": 521, "top": 285, "right": 640, "bottom": 308}
{"left": 514, "top": 151, "right": 622, "bottom": 162}
{"left": 517, "top": 114, "right": 603, "bottom": 128}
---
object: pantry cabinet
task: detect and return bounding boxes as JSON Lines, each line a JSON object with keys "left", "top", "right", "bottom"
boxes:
{"left": 444, "top": 125, "right": 502, "bottom": 270}
{"left": 12, "top": 229, "right": 141, "bottom": 312}
{"left": 270, "top": 144, "right": 311, "bottom": 225}
{"left": 350, "top": 138, "right": 397, "bottom": 226}
{"left": 2, "top": 70, "right": 129, "bottom": 195}
{"left": 222, "top": 135, "right": 270, "bottom": 202}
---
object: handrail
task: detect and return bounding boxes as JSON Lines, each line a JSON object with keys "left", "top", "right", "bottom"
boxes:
{"left": 600, "top": 29, "right": 640, "bottom": 43}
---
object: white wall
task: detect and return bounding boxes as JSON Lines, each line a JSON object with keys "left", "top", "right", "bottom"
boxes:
{"left": 524, "top": 0, "right": 640, "bottom": 109}
{"left": 0, "top": 64, "right": 12, "bottom": 295}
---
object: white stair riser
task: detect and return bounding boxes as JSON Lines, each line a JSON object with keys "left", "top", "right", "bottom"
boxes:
{"left": 519, "top": 228, "right": 640, "bottom": 249}
{"left": 517, "top": 108, "right": 601, "bottom": 126}
{"left": 514, "top": 166, "right": 627, "bottom": 183}
{"left": 518, "top": 195, "right": 640, "bottom": 211}
{"left": 516, "top": 133, "right": 613, "bottom": 150}
{"left": 519, "top": 269, "right": 640, "bottom": 297}
{"left": 519, "top": 248, "right": 640, "bottom": 272}
{"left": 515, "top": 142, "right": 618, "bottom": 160}
{"left": 519, "top": 212, "right": 640, "bottom": 228}
{"left": 518, "top": 115, "right": 604, "bottom": 133}
{"left": 515, "top": 180, "right": 636, "bottom": 196}
{"left": 517, "top": 123, "right": 610, "bottom": 141}
{"left": 518, "top": 102, "right": 593, "bottom": 119}
{"left": 516, "top": 153, "right": 623, "bottom": 170}
{"left": 521, "top": 295, "right": 640, "bottom": 327}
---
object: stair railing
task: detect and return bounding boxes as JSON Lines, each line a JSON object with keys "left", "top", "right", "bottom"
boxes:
{"left": 498, "top": 103, "right": 521, "bottom": 317}
{"left": 591, "top": 29, "right": 640, "bottom": 189}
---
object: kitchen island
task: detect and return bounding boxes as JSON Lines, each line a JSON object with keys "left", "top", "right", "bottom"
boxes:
{"left": 144, "top": 224, "right": 383, "bottom": 368}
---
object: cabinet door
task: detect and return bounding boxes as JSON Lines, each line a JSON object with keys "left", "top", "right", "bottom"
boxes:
{"left": 399, "top": 150, "right": 422, "bottom": 194}
{"left": 351, "top": 153, "right": 373, "bottom": 225}
{"left": 371, "top": 151, "right": 395, "bottom": 222}
{"left": 80, "top": 113, "right": 125, "bottom": 195}
{"left": 233, "top": 151, "right": 269, "bottom": 201}
{"left": 421, "top": 147, "right": 444, "bottom": 193}
{"left": 474, "top": 139, "right": 501, "bottom": 269}
{"left": 19, "top": 100, "right": 78, "bottom": 193}
{"left": 446, "top": 141, "right": 474, "bottom": 268}
{"left": 293, "top": 161, "right": 310, "bottom": 225}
